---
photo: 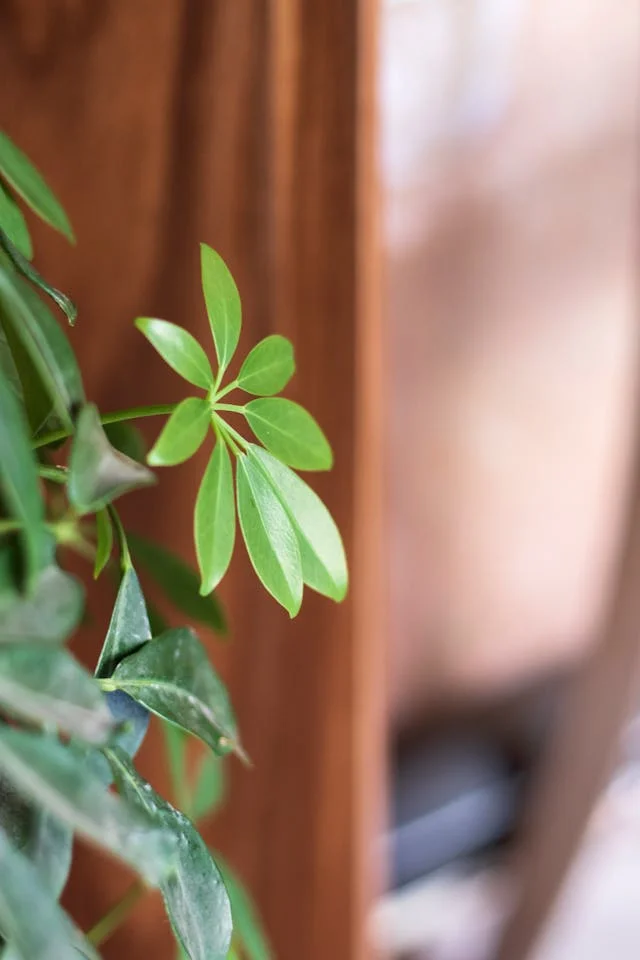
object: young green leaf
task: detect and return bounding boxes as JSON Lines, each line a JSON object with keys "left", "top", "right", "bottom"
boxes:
{"left": 107, "top": 747, "right": 233, "bottom": 960}
{"left": 94, "top": 565, "right": 151, "bottom": 678}
{"left": 128, "top": 532, "right": 226, "bottom": 634}
{"left": 106, "top": 627, "right": 242, "bottom": 759}
{"left": 0, "top": 131, "right": 74, "bottom": 242}
{"left": 148, "top": 397, "right": 211, "bottom": 467}
{"left": 0, "top": 268, "right": 84, "bottom": 430}
{"left": 0, "top": 185, "right": 32, "bottom": 259}
{"left": 244, "top": 398, "right": 332, "bottom": 471}
{"left": 236, "top": 335, "right": 294, "bottom": 396}
{"left": 195, "top": 441, "right": 235, "bottom": 595}
{"left": 248, "top": 446, "right": 347, "bottom": 601}
{"left": 93, "top": 508, "right": 113, "bottom": 579}
{"left": 200, "top": 244, "right": 241, "bottom": 379}
{"left": 0, "top": 729, "right": 176, "bottom": 885}
{"left": 0, "top": 826, "right": 95, "bottom": 960}
{"left": 216, "top": 856, "right": 272, "bottom": 960}
{"left": 68, "top": 404, "right": 156, "bottom": 513}
{"left": 0, "top": 231, "right": 77, "bottom": 324}
{"left": 236, "top": 453, "right": 302, "bottom": 616}
{"left": 0, "top": 363, "right": 47, "bottom": 589}
{"left": 0, "top": 644, "right": 114, "bottom": 744}
{"left": 136, "top": 317, "right": 214, "bottom": 390}
{"left": 0, "top": 565, "right": 84, "bottom": 645}
{"left": 192, "top": 752, "right": 226, "bottom": 821}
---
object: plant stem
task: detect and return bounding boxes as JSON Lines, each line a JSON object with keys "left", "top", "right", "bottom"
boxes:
{"left": 86, "top": 879, "right": 146, "bottom": 946}
{"left": 212, "top": 379, "right": 239, "bottom": 402}
{"left": 32, "top": 403, "right": 178, "bottom": 449}
{"left": 0, "top": 519, "right": 21, "bottom": 535}
{"left": 212, "top": 402, "right": 245, "bottom": 414}
{"left": 38, "top": 465, "right": 67, "bottom": 484}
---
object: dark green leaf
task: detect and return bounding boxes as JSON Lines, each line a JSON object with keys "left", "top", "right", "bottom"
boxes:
{"left": 195, "top": 441, "right": 235, "bottom": 595}
{"left": 0, "top": 231, "right": 76, "bottom": 324}
{"left": 107, "top": 748, "right": 232, "bottom": 960}
{"left": 0, "top": 186, "right": 32, "bottom": 259}
{"left": 128, "top": 532, "right": 226, "bottom": 634}
{"left": 163, "top": 720, "right": 189, "bottom": 810}
{"left": 106, "top": 627, "right": 242, "bottom": 758}
{"left": 200, "top": 245, "right": 241, "bottom": 378}
{"left": 0, "top": 565, "right": 83, "bottom": 644}
{"left": 0, "top": 644, "right": 114, "bottom": 743}
{"left": 68, "top": 404, "right": 156, "bottom": 513}
{"left": 192, "top": 752, "right": 225, "bottom": 821}
{"left": 0, "top": 268, "right": 83, "bottom": 431}
{"left": 249, "top": 446, "right": 347, "bottom": 601}
{"left": 236, "top": 453, "right": 302, "bottom": 616}
{"left": 0, "top": 131, "right": 74, "bottom": 241}
{"left": 244, "top": 398, "right": 332, "bottom": 471}
{"left": 93, "top": 508, "right": 113, "bottom": 579}
{"left": 136, "top": 317, "right": 214, "bottom": 390}
{"left": 217, "top": 857, "right": 272, "bottom": 960}
{"left": 95, "top": 565, "right": 151, "bottom": 678}
{"left": 105, "top": 690, "right": 150, "bottom": 760}
{"left": 0, "top": 322, "right": 23, "bottom": 402}
{"left": 0, "top": 364, "right": 47, "bottom": 588}
{"left": 0, "top": 729, "right": 176, "bottom": 884}
{"left": 237, "top": 335, "right": 294, "bottom": 396}
{"left": 0, "top": 826, "right": 94, "bottom": 960}
{"left": 104, "top": 421, "right": 146, "bottom": 462}
{"left": 148, "top": 397, "right": 210, "bottom": 467}
{"left": 0, "top": 304, "right": 60, "bottom": 440}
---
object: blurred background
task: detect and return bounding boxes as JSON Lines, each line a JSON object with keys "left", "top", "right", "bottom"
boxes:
{"left": 1, "top": 1, "right": 639, "bottom": 959}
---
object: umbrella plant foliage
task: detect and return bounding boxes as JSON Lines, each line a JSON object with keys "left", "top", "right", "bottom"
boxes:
{"left": 0, "top": 130, "right": 347, "bottom": 960}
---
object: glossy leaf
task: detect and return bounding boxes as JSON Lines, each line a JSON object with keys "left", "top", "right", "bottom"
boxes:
{"left": 200, "top": 245, "right": 241, "bottom": 378}
{"left": 0, "top": 186, "right": 32, "bottom": 259}
{"left": 107, "top": 747, "right": 233, "bottom": 960}
{"left": 0, "top": 363, "right": 46, "bottom": 588}
{"left": 0, "top": 565, "right": 84, "bottom": 644}
{"left": 0, "top": 231, "right": 76, "bottom": 324}
{"left": 94, "top": 565, "right": 151, "bottom": 678}
{"left": 0, "top": 644, "right": 114, "bottom": 743}
{"left": 195, "top": 441, "right": 235, "bottom": 595}
{"left": 236, "top": 335, "right": 294, "bottom": 396}
{"left": 105, "top": 690, "right": 150, "bottom": 760}
{"left": 148, "top": 397, "right": 210, "bottom": 467}
{"left": 0, "top": 131, "right": 74, "bottom": 241}
{"left": 0, "top": 728, "right": 176, "bottom": 885}
{"left": 106, "top": 627, "right": 242, "bottom": 758}
{"left": 68, "top": 404, "right": 155, "bottom": 513}
{"left": 0, "top": 269, "right": 83, "bottom": 430}
{"left": 244, "top": 398, "right": 332, "bottom": 471}
{"left": 192, "top": 752, "right": 226, "bottom": 821}
{"left": 217, "top": 857, "right": 272, "bottom": 960}
{"left": 104, "top": 420, "right": 146, "bottom": 462}
{"left": 128, "top": 532, "right": 226, "bottom": 634}
{"left": 0, "top": 827, "right": 94, "bottom": 960}
{"left": 136, "top": 317, "right": 214, "bottom": 389}
{"left": 236, "top": 453, "right": 302, "bottom": 616}
{"left": 249, "top": 446, "right": 347, "bottom": 601}
{"left": 93, "top": 508, "right": 113, "bottom": 579}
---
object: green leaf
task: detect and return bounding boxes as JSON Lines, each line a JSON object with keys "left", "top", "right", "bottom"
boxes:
{"left": 248, "top": 446, "right": 347, "bottom": 601}
{"left": 200, "top": 245, "right": 241, "bottom": 379}
{"left": 0, "top": 364, "right": 47, "bottom": 588}
{"left": 93, "top": 508, "right": 113, "bottom": 579}
{"left": 107, "top": 748, "right": 232, "bottom": 960}
{"left": 148, "top": 397, "right": 211, "bottom": 467}
{"left": 0, "top": 645, "right": 114, "bottom": 744}
{"left": 0, "top": 565, "right": 83, "bottom": 644}
{"left": 217, "top": 857, "right": 272, "bottom": 960}
{"left": 0, "top": 322, "right": 23, "bottom": 403}
{"left": 0, "top": 131, "right": 74, "bottom": 242}
{"left": 68, "top": 404, "right": 156, "bottom": 513}
{"left": 0, "top": 231, "right": 76, "bottom": 325}
{"left": 106, "top": 627, "right": 243, "bottom": 759}
{"left": 0, "top": 268, "right": 83, "bottom": 431}
{"left": 128, "top": 532, "right": 226, "bottom": 634}
{"left": 95, "top": 565, "right": 151, "bottom": 678}
{"left": 0, "top": 186, "right": 32, "bottom": 259}
{"left": 237, "top": 335, "right": 294, "bottom": 396}
{"left": 136, "top": 317, "right": 214, "bottom": 390}
{"left": 244, "top": 398, "right": 332, "bottom": 471}
{"left": 104, "top": 421, "right": 146, "bottom": 462}
{"left": 0, "top": 728, "right": 176, "bottom": 885}
{"left": 0, "top": 827, "right": 95, "bottom": 960}
{"left": 192, "top": 752, "right": 226, "bottom": 821}
{"left": 195, "top": 441, "right": 235, "bottom": 595}
{"left": 0, "top": 304, "right": 60, "bottom": 440}
{"left": 236, "top": 453, "right": 302, "bottom": 616}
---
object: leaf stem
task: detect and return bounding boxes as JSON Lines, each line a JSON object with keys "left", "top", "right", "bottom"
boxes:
{"left": 32, "top": 403, "right": 178, "bottom": 449}
{"left": 38, "top": 464, "right": 67, "bottom": 484}
{"left": 86, "top": 879, "right": 146, "bottom": 946}
{"left": 213, "top": 402, "right": 245, "bottom": 414}
{"left": 214, "top": 416, "right": 246, "bottom": 457}
{"left": 212, "top": 379, "right": 239, "bottom": 403}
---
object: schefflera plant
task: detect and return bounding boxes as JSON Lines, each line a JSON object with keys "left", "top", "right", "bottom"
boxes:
{"left": 0, "top": 129, "right": 346, "bottom": 960}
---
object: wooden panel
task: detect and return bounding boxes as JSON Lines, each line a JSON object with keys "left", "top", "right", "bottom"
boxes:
{"left": 0, "top": 2, "right": 383, "bottom": 958}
